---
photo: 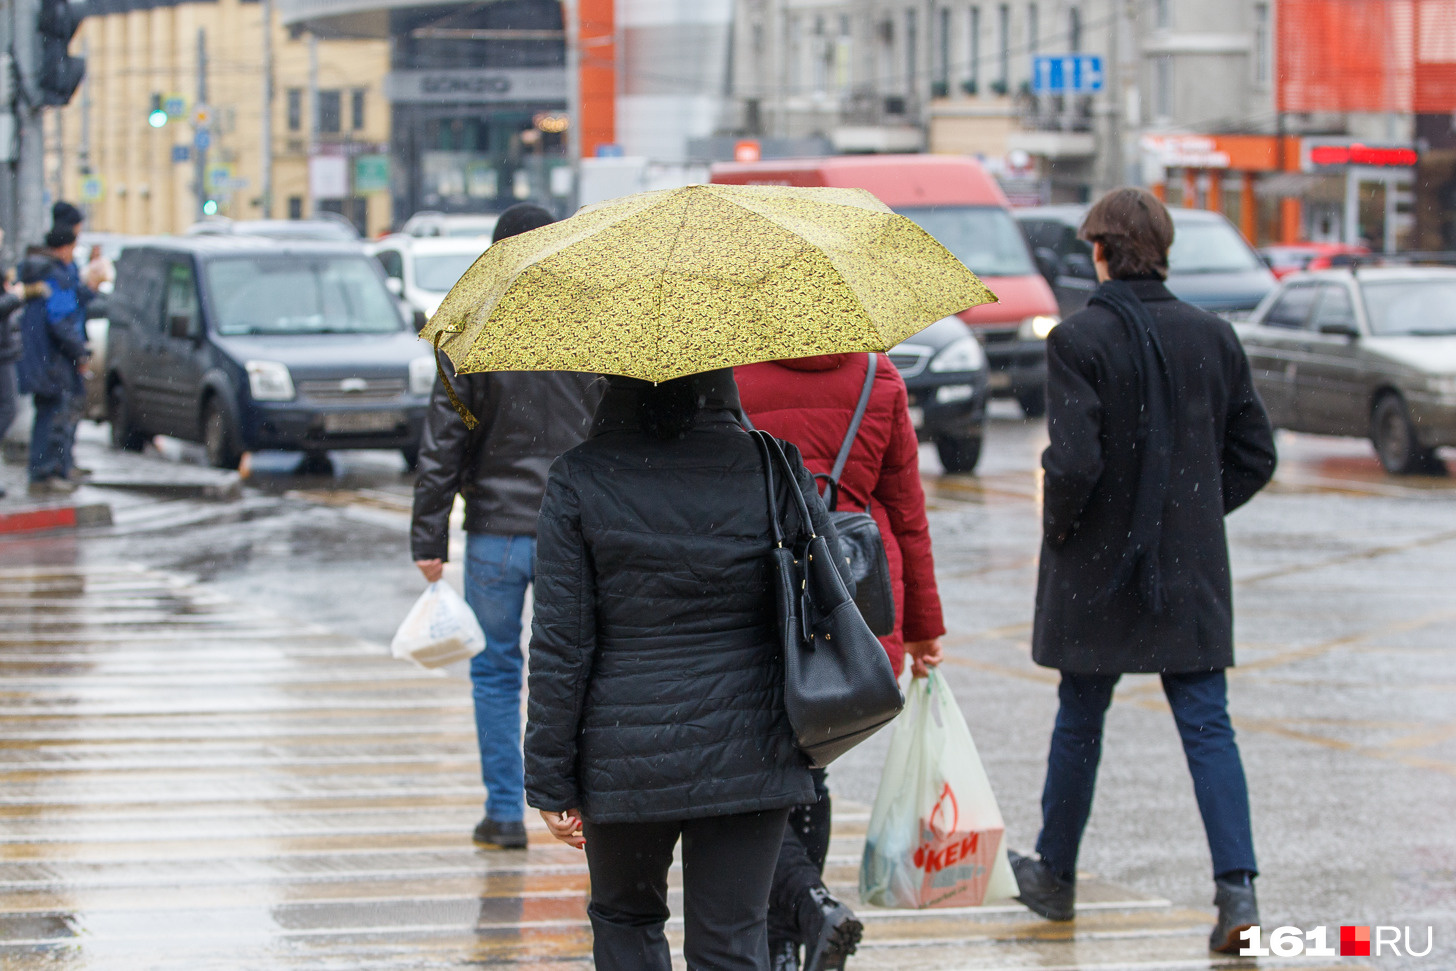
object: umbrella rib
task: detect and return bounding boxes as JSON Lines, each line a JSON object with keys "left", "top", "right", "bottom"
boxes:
{"left": 651, "top": 194, "right": 699, "bottom": 382}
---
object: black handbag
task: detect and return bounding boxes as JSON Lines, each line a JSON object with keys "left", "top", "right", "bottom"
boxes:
{"left": 814, "top": 354, "right": 896, "bottom": 637}
{"left": 752, "top": 430, "right": 904, "bottom": 768}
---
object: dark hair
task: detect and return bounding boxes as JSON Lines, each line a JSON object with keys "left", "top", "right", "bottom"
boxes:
{"left": 1079, "top": 187, "right": 1174, "bottom": 280}
{"left": 492, "top": 203, "right": 555, "bottom": 243}
{"left": 52, "top": 201, "right": 84, "bottom": 229}
{"left": 45, "top": 227, "right": 77, "bottom": 250}
{"left": 613, "top": 375, "right": 706, "bottom": 440}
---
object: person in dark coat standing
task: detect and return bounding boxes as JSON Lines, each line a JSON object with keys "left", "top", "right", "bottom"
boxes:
{"left": 738, "top": 352, "right": 946, "bottom": 970}
{"left": 526, "top": 370, "right": 849, "bottom": 971}
{"left": 1, "top": 228, "right": 53, "bottom": 500}
{"left": 411, "top": 203, "right": 602, "bottom": 850}
{"left": 17, "top": 227, "right": 89, "bottom": 496}
{"left": 1009, "top": 188, "right": 1277, "bottom": 955}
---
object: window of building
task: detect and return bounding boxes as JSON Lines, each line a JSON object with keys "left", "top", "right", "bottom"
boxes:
{"left": 287, "top": 196, "right": 303, "bottom": 220}
{"left": 906, "top": 8, "right": 918, "bottom": 91}
{"left": 996, "top": 4, "right": 1009, "bottom": 92}
{"left": 1155, "top": 0, "right": 1171, "bottom": 29}
{"left": 1155, "top": 54, "right": 1173, "bottom": 119}
{"left": 318, "top": 90, "right": 341, "bottom": 134}
{"left": 936, "top": 7, "right": 951, "bottom": 94}
{"left": 968, "top": 6, "right": 980, "bottom": 94}
{"left": 351, "top": 89, "right": 366, "bottom": 131}
{"left": 286, "top": 88, "right": 302, "bottom": 132}
{"left": 1028, "top": 3, "right": 1039, "bottom": 57}
{"left": 788, "top": 14, "right": 802, "bottom": 92}
{"left": 1253, "top": 2, "right": 1270, "bottom": 85}
{"left": 1069, "top": 7, "right": 1082, "bottom": 52}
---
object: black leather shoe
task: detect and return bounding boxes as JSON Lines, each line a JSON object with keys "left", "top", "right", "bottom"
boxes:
{"left": 1209, "top": 877, "right": 1259, "bottom": 954}
{"left": 472, "top": 817, "right": 527, "bottom": 849}
{"left": 769, "top": 937, "right": 800, "bottom": 971}
{"left": 799, "top": 886, "right": 862, "bottom": 971}
{"left": 1009, "top": 850, "right": 1075, "bottom": 921}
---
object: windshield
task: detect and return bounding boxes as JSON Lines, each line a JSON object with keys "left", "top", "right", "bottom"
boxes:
{"left": 205, "top": 256, "right": 404, "bottom": 336}
{"left": 1361, "top": 280, "right": 1456, "bottom": 336}
{"left": 414, "top": 251, "right": 482, "bottom": 293}
{"left": 895, "top": 206, "right": 1037, "bottom": 277}
{"left": 1168, "top": 219, "right": 1266, "bottom": 274}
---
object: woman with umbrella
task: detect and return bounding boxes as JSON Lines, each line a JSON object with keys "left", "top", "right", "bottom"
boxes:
{"left": 422, "top": 185, "right": 992, "bottom": 970}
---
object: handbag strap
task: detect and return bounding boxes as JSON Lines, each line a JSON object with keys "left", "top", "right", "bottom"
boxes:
{"left": 752, "top": 429, "right": 818, "bottom": 544}
{"left": 816, "top": 353, "right": 877, "bottom": 512}
{"left": 750, "top": 429, "right": 785, "bottom": 548}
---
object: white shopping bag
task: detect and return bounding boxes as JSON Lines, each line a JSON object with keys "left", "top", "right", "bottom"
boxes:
{"left": 860, "top": 669, "right": 1018, "bottom": 909}
{"left": 390, "top": 581, "right": 486, "bottom": 669}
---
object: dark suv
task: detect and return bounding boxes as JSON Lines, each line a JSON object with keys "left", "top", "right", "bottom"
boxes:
{"left": 104, "top": 237, "right": 434, "bottom": 469}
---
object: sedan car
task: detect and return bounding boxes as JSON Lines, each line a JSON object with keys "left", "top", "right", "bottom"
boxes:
{"left": 887, "top": 315, "right": 990, "bottom": 473}
{"left": 1259, "top": 243, "right": 1370, "bottom": 279}
{"left": 1234, "top": 267, "right": 1456, "bottom": 474}
{"left": 369, "top": 235, "right": 488, "bottom": 320}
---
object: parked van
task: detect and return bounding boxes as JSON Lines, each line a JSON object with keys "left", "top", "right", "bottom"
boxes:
{"left": 711, "top": 155, "right": 1061, "bottom": 416}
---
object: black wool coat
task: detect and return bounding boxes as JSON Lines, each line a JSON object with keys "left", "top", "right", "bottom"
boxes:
{"left": 524, "top": 373, "right": 846, "bottom": 824}
{"left": 1033, "top": 279, "right": 1277, "bottom": 674}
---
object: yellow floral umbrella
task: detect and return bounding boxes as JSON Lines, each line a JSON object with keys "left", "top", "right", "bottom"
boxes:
{"left": 421, "top": 183, "right": 996, "bottom": 384}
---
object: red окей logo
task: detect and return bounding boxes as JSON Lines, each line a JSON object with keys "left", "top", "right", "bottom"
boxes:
{"left": 1340, "top": 925, "right": 1371, "bottom": 956}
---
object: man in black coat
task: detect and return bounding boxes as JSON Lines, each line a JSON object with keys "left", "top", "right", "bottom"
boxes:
{"left": 410, "top": 203, "right": 602, "bottom": 850}
{"left": 1009, "top": 188, "right": 1277, "bottom": 955}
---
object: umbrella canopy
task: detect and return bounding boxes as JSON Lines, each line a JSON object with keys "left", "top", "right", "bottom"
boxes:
{"left": 421, "top": 183, "right": 997, "bottom": 383}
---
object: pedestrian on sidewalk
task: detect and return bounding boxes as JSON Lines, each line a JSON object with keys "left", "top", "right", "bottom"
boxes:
{"left": 526, "top": 370, "right": 851, "bottom": 971}
{"left": 1008, "top": 188, "right": 1277, "bottom": 954}
{"left": 1, "top": 228, "right": 53, "bottom": 499}
{"left": 16, "top": 227, "right": 89, "bottom": 497}
{"left": 737, "top": 351, "right": 947, "bottom": 971}
{"left": 410, "top": 203, "right": 602, "bottom": 850}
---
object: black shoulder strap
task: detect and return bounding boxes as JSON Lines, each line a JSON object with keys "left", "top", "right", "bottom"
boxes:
{"left": 750, "top": 430, "right": 783, "bottom": 548}
{"left": 818, "top": 354, "right": 877, "bottom": 510}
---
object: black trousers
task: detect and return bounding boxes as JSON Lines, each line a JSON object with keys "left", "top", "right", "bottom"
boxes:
{"left": 583, "top": 808, "right": 791, "bottom": 971}
{"left": 767, "top": 768, "right": 831, "bottom": 943}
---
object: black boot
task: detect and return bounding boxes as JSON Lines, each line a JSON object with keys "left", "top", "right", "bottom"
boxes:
{"left": 769, "top": 937, "right": 800, "bottom": 971}
{"left": 471, "top": 817, "right": 527, "bottom": 849}
{"left": 799, "top": 886, "right": 862, "bottom": 971}
{"left": 1209, "top": 875, "right": 1259, "bottom": 954}
{"left": 1009, "top": 850, "right": 1075, "bottom": 921}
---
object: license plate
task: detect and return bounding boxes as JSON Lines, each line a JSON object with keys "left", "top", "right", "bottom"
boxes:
{"left": 988, "top": 371, "right": 1013, "bottom": 390}
{"left": 323, "top": 411, "right": 401, "bottom": 434}
{"left": 908, "top": 405, "right": 925, "bottom": 429}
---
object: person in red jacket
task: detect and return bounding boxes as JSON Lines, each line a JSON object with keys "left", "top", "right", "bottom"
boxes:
{"left": 738, "top": 352, "right": 946, "bottom": 971}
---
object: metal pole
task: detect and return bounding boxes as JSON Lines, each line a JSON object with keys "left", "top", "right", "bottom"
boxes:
{"left": 1344, "top": 168, "right": 1359, "bottom": 246}
{"left": 564, "top": 0, "right": 580, "bottom": 165}
{"left": 260, "top": 0, "right": 274, "bottom": 217}
{"left": 195, "top": 27, "right": 208, "bottom": 219}
{"left": 13, "top": 0, "right": 47, "bottom": 249}
{"left": 1104, "top": 0, "right": 1121, "bottom": 191}
{"left": 307, "top": 32, "right": 318, "bottom": 215}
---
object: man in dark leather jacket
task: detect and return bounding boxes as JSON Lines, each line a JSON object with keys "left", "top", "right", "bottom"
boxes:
{"left": 410, "top": 203, "right": 602, "bottom": 850}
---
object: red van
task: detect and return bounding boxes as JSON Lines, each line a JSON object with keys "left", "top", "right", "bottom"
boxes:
{"left": 711, "top": 155, "right": 1060, "bottom": 416}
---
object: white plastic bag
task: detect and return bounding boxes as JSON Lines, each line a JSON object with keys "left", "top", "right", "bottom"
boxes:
{"left": 390, "top": 581, "right": 486, "bottom": 669}
{"left": 859, "top": 669, "right": 1018, "bottom": 909}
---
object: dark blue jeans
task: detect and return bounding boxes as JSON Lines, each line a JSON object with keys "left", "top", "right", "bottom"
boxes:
{"left": 1035, "top": 670, "right": 1257, "bottom": 882}
{"left": 28, "top": 392, "right": 69, "bottom": 482}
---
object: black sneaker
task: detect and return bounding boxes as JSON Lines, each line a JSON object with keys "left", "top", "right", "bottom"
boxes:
{"left": 472, "top": 817, "right": 527, "bottom": 849}
{"left": 769, "top": 937, "right": 800, "bottom": 971}
{"left": 799, "top": 886, "right": 862, "bottom": 971}
{"left": 1009, "top": 850, "right": 1075, "bottom": 921}
{"left": 1209, "top": 877, "right": 1259, "bottom": 954}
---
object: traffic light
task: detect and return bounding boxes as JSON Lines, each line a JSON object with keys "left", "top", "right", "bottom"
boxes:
{"left": 202, "top": 199, "right": 218, "bottom": 216}
{"left": 148, "top": 93, "right": 168, "bottom": 128}
{"left": 37, "top": 0, "right": 86, "bottom": 106}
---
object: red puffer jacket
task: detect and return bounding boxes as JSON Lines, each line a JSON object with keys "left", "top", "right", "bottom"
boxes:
{"left": 736, "top": 353, "right": 945, "bottom": 676}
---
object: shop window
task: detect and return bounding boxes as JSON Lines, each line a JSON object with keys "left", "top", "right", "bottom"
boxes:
{"left": 287, "top": 196, "right": 303, "bottom": 220}
{"left": 286, "top": 89, "right": 302, "bottom": 132}
{"left": 318, "top": 90, "right": 342, "bottom": 134}
{"left": 351, "top": 89, "right": 366, "bottom": 131}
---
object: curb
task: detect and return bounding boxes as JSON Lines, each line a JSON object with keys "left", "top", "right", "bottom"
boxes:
{"left": 83, "top": 474, "right": 243, "bottom": 502}
{"left": 0, "top": 502, "right": 114, "bottom": 535}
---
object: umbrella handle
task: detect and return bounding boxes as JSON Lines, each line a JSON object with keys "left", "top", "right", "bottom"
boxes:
{"left": 432, "top": 332, "right": 479, "bottom": 430}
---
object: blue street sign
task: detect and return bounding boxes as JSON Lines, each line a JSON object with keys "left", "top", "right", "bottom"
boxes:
{"left": 595, "top": 143, "right": 624, "bottom": 158}
{"left": 163, "top": 96, "right": 186, "bottom": 117}
{"left": 194, "top": 129, "right": 210, "bottom": 151}
{"left": 172, "top": 144, "right": 191, "bottom": 163}
{"left": 1032, "top": 55, "right": 1105, "bottom": 94}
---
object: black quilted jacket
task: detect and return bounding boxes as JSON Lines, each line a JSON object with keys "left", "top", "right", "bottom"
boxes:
{"left": 524, "top": 372, "right": 847, "bottom": 824}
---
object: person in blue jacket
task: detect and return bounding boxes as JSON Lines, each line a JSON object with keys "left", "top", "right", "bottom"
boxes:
{"left": 17, "top": 227, "right": 89, "bottom": 496}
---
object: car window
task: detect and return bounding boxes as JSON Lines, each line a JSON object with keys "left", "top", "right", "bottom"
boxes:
{"left": 1168, "top": 219, "right": 1265, "bottom": 274}
{"left": 204, "top": 255, "right": 404, "bottom": 336}
{"left": 1360, "top": 279, "right": 1456, "bottom": 336}
{"left": 115, "top": 253, "right": 165, "bottom": 323}
{"left": 1311, "top": 285, "right": 1357, "bottom": 332}
{"left": 897, "top": 206, "right": 1037, "bottom": 277}
{"left": 374, "top": 249, "right": 404, "bottom": 280}
{"left": 1262, "top": 285, "right": 1319, "bottom": 330}
{"left": 413, "top": 252, "right": 482, "bottom": 293}
{"left": 164, "top": 262, "right": 200, "bottom": 338}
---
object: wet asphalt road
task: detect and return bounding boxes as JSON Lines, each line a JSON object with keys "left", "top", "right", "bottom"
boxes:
{"left": 0, "top": 410, "right": 1452, "bottom": 968}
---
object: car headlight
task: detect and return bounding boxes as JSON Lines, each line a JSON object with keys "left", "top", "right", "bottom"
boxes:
{"left": 245, "top": 360, "right": 295, "bottom": 401}
{"left": 1017, "top": 314, "right": 1061, "bottom": 340}
{"left": 409, "top": 356, "right": 438, "bottom": 396}
{"left": 928, "top": 336, "right": 986, "bottom": 373}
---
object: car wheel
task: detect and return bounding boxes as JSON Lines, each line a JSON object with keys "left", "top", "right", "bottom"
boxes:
{"left": 108, "top": 382, "right": 146, "bottom": 452}
{"left": 400, "top": 445, "right": 420, "bottom": 472}
{"left": 1017, "top": 387, "right": 1047, "bottom": 418}
{"left": 935, "top": 435, "right": 983, "bottom": 474}
{"left": 1370, "top": 393, "right": 1443, "bottom": 475}
{"left": 203, "top": 399, "right": 241, "bottom": 470}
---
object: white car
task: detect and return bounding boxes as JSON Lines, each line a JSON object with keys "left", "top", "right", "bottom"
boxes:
{"left": 368, "top": 235, "right": 491, "bottom": 321}
{"left": 399, "top": 211, "right": 500, "bottom": 239}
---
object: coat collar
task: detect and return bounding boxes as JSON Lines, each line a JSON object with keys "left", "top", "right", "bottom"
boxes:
{"left": 591, "top": 368, "right": 744, "bottom": 438}
{"left": 1123, "top": 278, "right": 1176, "bottom": 302}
